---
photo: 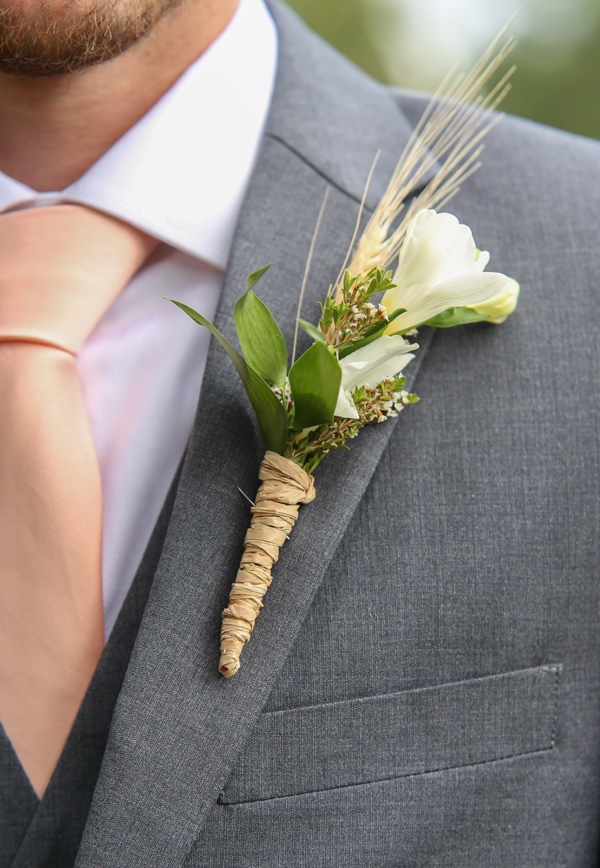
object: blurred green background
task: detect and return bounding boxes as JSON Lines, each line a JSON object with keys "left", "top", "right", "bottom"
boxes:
{"left": 284, "top": 0, "right": 600, "bottom": 140}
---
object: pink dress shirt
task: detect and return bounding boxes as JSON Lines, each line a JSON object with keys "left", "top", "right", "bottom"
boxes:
{"left": 0, "top": 0, "right": 277, "bottom": 637}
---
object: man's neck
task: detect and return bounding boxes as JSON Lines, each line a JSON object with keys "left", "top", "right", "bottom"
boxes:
{"left": 0, "top": 0, "right": 238, "bottom": 192}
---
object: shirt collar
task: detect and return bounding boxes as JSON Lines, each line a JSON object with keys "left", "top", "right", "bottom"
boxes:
{"left": 0, "top": 0, "right": 277, "bottom": 270}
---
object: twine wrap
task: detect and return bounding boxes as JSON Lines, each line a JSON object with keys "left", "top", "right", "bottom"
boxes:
{"left": 219, "top": 451, "right": 316, "bottom": 677}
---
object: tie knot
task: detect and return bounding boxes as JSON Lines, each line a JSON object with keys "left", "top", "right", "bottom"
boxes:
{"left": 0, "top": 205, "right": 157, "bottom": 354}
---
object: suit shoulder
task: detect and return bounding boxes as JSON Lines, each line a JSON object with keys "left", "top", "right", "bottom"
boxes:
{"left": 393, "top": 87, "right": 600, "bottom": 195}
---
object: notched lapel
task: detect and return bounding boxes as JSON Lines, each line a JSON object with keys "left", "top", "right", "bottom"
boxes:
{"left": 76, "top": 7, "right": 438, "bottom": 866}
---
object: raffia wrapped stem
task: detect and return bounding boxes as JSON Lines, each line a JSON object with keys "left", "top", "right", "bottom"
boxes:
{"left": 219, "top": 451, "right": 316, "bottom": 677}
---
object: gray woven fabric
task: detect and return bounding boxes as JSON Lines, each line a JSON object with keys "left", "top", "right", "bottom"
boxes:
{"left": 3, "top": 0, "right": 599, "bottom": 865}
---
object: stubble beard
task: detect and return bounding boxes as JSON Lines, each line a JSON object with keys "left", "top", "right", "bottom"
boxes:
{"left": 0, "top": 0, "right": 184, "bottom": 77}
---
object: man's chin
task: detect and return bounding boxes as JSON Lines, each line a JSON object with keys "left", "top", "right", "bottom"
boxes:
{"left": 0, "top": 0, "right": 180, "bottom": 78}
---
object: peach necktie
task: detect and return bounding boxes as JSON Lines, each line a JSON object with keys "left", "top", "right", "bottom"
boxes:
{"left": 0, "top": 205, "right": 157, "bottom": 797}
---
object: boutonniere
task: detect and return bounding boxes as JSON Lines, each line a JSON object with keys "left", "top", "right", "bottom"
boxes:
{"left": 171, "top": 28, "right": 519, "bottom": 677}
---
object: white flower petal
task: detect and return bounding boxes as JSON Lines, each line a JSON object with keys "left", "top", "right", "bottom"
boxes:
{"left": 394, "top": 210, "right": 487, "bottom": 291}
{"left": 340, "top": 335, "right": 417, "bottom": 392}
{"left": 334, "top": 386, "right": 360, "bottom": 419}
{"left": 469, "top": 276, "right": 520, "bottom": 323}
{"left": 475, "top": 248, "right": 491, "bottom": 270}
{"left": 387, "top": 272, "right": 512, "bottom": 334}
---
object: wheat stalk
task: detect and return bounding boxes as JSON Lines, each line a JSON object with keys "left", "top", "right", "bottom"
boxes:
{"left": 335, "top": 24, "right": 516, "bottom": 294}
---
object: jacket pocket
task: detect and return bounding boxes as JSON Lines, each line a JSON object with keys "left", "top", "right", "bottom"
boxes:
{"left": 220, "top": 664, "right": 561, "bottom": 804}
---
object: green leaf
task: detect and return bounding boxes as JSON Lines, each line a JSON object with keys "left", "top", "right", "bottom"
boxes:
{"left": 297, "top": 318, "right": 325, "bottom": 344}
{"left": 246, "top": 264, "right": 272, "bottom": 292}
{"left": 338, "top": 307, "right": 406, "bottom": 359}
{"left": 289, "top": 342, "right": 341, "bottom": 430}
{"left": 169, "top": 299, "right": 288, "bottom": 453}
{"left": 425, "top": 306, "right": 488, "bottom": 328}
{"left": 234, "top": 287, "right": 288, "bottom": 387}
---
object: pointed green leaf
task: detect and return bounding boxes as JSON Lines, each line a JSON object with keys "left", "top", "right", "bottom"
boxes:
{"left": 289, "top": 342, "right": 341, "bottom": 431}
{"left": 246, "top": 264, "right": 272, "bottom": 292}
{"left": 169, "top": 299, "right": 288, "bottom": 453}
{"left": 298, "top": 318, "right": 325, "bottom": 344}
{"left": 425, "top": 306, "right": 488, "bottom": 328}
{"left": 234, "top": 288, "right": 288, "bottom": 387}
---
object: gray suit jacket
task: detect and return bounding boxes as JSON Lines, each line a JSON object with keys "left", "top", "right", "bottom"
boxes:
{"left": 74, "top": 3, "right": 600, "bottom": 865}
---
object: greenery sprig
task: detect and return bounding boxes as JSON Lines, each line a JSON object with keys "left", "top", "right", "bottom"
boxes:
{"left": 171, "top": 262, "right": 411, "bottom": 474}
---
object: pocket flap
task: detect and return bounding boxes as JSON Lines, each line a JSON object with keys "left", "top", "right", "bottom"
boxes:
{"left": 221, "top": 664, "right": 561, "bottom": 804}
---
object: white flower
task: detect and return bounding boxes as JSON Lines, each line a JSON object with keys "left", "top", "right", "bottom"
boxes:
{"left": 334, "top": 335, "right": 418, "bottom": 418}
{"left": 382, "top": 209, "right": 518, "bottom": 333}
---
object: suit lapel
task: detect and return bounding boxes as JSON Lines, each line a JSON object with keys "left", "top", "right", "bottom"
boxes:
{"left": 76, "top": 4, "right": 438, "bottom": 865}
